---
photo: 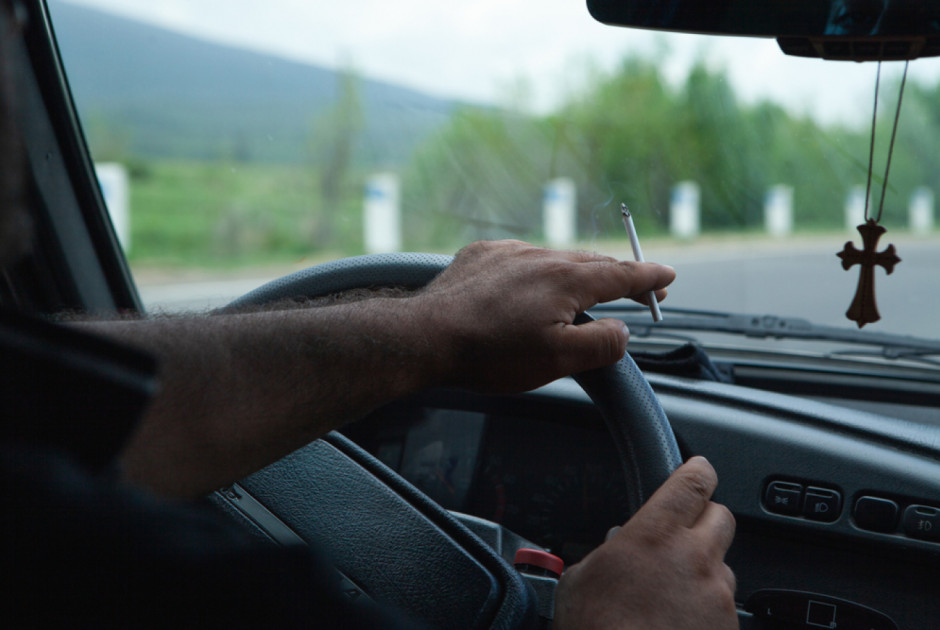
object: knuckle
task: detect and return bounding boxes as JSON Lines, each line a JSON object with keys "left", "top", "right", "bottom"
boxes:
{"left": 460, "top": 240, "right": 487, "bottom": 255}
{"left": 545, "top": 259, "right": 579, "bottom": 288}
{"left": 598, "top": 322, "right": 626, "bottom": 363}
{"left": 688, "top": 545, "right": 713, "bottom": 578}
{"left": 506, "top": 239, "right": 537, "bottom": 256}
{"left": 575, "top": 251, "right": 617, "bottom": 265}
{"left": 678, "top": 468, "right": 715, "bottom": 502}
{"left": 633, "top": 521, "right": 673, "bottom": 549}
{"left": 615, "top": 259, "right": 645, "bottom": 285}
{"left": 723, "top": 563, "right": 737, "bottom": 594}
{"left": 717, "top": 503, "right": 737, "bottom": 535}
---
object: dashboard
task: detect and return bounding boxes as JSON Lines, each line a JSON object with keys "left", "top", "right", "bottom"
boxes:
{"left": 342, "top": 372, "right": 940, "bottom": 629}
{"left": 344, "top": 391, "right": 630, "bottom": 565}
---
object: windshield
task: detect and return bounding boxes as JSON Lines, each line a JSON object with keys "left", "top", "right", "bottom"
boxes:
{"left": 48, "top": 0, "right": 940, "bottom": 353}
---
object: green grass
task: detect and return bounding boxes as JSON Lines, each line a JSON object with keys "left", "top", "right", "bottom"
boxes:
{"left": 126, "top": 160, "right": 365, "bottom": 268}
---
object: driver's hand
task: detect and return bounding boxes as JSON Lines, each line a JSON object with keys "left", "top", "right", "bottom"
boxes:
{"left": 553, "top": 456, "right": 737, "bottom": 630}
{"left": 418, "top": 240, "right": 675, "bottom": 394}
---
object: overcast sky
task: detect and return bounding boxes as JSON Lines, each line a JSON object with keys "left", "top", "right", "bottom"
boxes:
{"left": 58, "top": 0, "right": 940, "bottom": 126}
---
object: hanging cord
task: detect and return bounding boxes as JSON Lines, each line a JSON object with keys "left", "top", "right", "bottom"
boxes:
{"left": 876, "top": 60, "right": 910, "bottom": 224}
{"left": 863, "top": 62, "right": 881, "bottom": 221}
{"left": 864, "top": 60, "right": 910, "bottom": 224}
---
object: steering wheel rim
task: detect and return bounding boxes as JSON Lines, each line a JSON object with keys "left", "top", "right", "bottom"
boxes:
{"left": 223, "top": 252, "right": 682, "bottom": 514}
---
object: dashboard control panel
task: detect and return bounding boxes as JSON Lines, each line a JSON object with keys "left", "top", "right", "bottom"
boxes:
{"left": 853, "top": 494, "right": 940, "bottom": 542}
{"left": 901, "top": 504, "right": 940, "bottom": 542}
{"left": 763, "top": 480, "right": 842, "bottom": 523}
{"left": 765, "top": 479, "right": 940, "bottom": 547}
{"left": 853, "top": 496, "right": 899, "bottom": 533}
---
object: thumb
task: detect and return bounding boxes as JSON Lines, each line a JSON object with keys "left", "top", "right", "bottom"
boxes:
{"left": 555, "top": 318, "right": 630, "bottom": 373}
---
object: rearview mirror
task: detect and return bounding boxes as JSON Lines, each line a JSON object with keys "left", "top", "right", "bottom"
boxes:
{"left": 587, "top": 0, "right": 940, "bottom": 61}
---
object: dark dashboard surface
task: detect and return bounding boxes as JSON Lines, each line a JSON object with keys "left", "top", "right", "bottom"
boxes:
{"left": 344, "top": 375, "right": 940, "bottom": 629}
{"left": 344, "top": 394, "right": 629, "bottom": 565}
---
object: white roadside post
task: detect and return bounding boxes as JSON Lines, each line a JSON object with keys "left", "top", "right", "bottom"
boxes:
{"left": 764, "top": 185, "right": 793, "bottom": 237}
{"left": 543, "top": 177, "right": 577, "bottom": 248}
{"left": 909, "top": 187, "right": 934, "bottom": 235}
{"left": 363, "top": 173, "right": 401, "bottom": 254}
{"left": 95, "top": 162, "right": 130, "bottom": 252}
{"left": 845, "top": 186, "right": 868, "bottom": 231}
{"left": 670, "top": 181, "right": 700, "bottom": 239}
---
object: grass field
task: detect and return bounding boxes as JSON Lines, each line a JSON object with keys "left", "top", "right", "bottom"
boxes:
{"left": 125, "top": 160, "right": 365, "bottom": 268}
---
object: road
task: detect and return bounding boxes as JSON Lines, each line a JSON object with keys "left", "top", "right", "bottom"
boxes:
{"left": 136, "top": 233, "right": 940, "bottom": 340}
{"left": 604, "top": 234, "right": 940, "bottom": 340}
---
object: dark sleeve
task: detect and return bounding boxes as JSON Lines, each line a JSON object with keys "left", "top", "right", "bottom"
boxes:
{"left": 0, "top": 444, "right": 414, "bottom": 629}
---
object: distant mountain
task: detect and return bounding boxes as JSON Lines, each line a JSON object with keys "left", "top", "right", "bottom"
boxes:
{"left": 47, "top": 1, "right": 460, "bottom": 165}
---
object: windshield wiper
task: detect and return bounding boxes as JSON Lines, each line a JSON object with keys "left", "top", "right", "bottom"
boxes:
{"left": 589, "top": 304, "right": 940, "bottom": 367}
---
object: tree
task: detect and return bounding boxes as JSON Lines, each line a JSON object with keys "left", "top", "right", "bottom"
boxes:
{"left": 309, "top": 66, "right": 364, "bottom": 246}
{"left": 553, "top": 56, "right": 682, "bottom": 235}
{"left": 403, "top": 106, "right": 555, "bottom": 248}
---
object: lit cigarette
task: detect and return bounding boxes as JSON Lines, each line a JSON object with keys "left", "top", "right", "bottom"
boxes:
{"left": 620, "top": 203, "right": 663, "bottom": 323}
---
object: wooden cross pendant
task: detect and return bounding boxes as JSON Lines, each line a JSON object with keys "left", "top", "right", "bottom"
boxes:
{"left": 836, "top": 219, "right": 901, "bottom": 328}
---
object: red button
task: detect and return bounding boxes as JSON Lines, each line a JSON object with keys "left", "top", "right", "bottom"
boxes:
{"left": 513, "top": 548, "right": 564, "bottom": 577}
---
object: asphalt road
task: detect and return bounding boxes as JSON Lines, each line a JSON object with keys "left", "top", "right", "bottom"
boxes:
{"left": 605, "top": 234, "right": 940, "bottom": 340}
{"left": 136, "top": 234, "right": 940, "bottom": 340}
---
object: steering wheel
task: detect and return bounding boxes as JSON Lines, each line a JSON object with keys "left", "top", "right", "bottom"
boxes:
{"left": 217, "top": 252, "right": 682, "bottom": 629}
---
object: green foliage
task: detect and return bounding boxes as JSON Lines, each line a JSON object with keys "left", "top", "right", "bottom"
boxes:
{"left": 309, "top": 68, "right": 364, "bottom": 247}
{"left": 121, "top": 52, "right": 940, "bottom": 270}
{"left": 551, "top": 57, "right": 681, "bottom": 236}
{"left": 403, "top": 54, "right": 940, "bottom": 244}
{"left": 676, "top": 63, "right": 767, "bottom": 228}
{"left": 878, "top": 81, "right": 940, "bottom": 227}
{"left": 126, "top": 161, "right": 355, "bottom": 267}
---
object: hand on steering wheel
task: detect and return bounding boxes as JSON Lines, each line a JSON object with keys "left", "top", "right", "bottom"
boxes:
{"left": 411, "top": 240, "right": 674, "bottom": 394}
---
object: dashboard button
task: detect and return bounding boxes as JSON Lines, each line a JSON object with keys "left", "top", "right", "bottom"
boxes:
{"left": 854, "top": 496, "right": 899, "bottom": 533}
{"left": 803, "top": 487, "right": 841, "bottom": 522}
{"left": 902, "top": 505, "right": 940, "bottom": 541}
{"left": 764, "top": 481, "right": 802, "bottom": 515}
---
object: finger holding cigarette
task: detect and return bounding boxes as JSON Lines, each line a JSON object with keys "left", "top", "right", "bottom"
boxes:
{"left": 621, "top": 203, "right": 664, "bottom": 323}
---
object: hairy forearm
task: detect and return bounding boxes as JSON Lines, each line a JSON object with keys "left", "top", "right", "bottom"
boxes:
{"left": 73, "top": 241, "right": 676, "bottom": 500}
{"left": 77, "top": 296, "right": 442, "bottom": 498}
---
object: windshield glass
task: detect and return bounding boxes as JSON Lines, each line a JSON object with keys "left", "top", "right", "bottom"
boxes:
{"left": 48, "top": 0, "right": 940, "bottom": 352}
